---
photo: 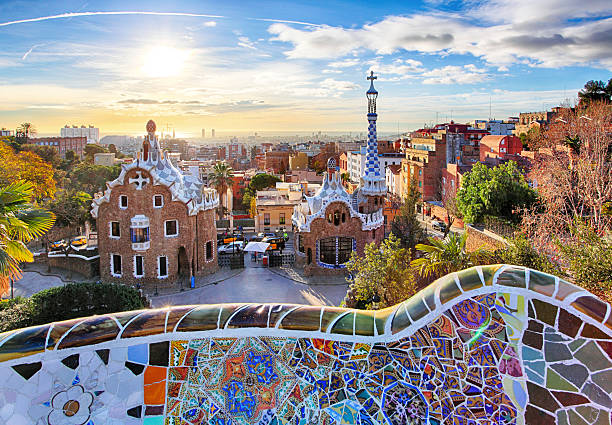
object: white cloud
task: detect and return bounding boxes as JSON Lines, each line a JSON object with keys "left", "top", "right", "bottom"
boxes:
{"left": 268, "top": 1, "right": 612, "bottom": 70}
{"left": 328, "top": 58, "right": 360, "bottom": 68}
{"left": 421, "top": 65, "right": 487, "bottom": 85}
{"left": 367, "top": 58, "right": 424, "bottom": 75}
{"left": 203, "top": 21, "right": 217, "bottom": 27}
{"left": 237, "top": 36, "right": 257, "bottom": 50}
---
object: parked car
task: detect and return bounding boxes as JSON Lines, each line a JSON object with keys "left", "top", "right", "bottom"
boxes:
{"left": 250, "top": 232, "right": 275, "bottom": 242}
{"left": 431, "top": 220, "right": 446, "bottom": 232}
{"left": 262, "top": 236, "right": 285, "bottom": 251}
{"left": 49, "top": 239, "right": 67, "bottom": 251}
{"left": 71, "top": 236, "right": 87, "bottom": 247}
{"left": 218, "top": 241, "right": 245, "bottom": 254}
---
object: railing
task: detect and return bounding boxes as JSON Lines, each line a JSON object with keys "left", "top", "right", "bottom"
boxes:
{"left": 131, "top": 240, "right": 150, "bottom": 251}
{"left": 0, "top": 265, "right": 610, "bottom": 424}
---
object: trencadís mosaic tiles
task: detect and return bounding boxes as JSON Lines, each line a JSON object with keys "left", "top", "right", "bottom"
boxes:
{"left": 0, "top": 265, "right": 610, "bottom": 424}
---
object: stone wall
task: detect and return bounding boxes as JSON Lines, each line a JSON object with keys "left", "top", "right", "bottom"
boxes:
{"left": 0, "top": 265, "right": 610, "bottom": 425}
{"left": 466, "top": 223, "right": 508, "bottom": 252}
{"left": 46, "top": 252, "right": 100, "bottom": 278}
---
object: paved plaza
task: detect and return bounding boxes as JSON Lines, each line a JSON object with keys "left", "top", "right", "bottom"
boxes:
{"left": 7, "top": 260, "right": 349, "bottom": 309}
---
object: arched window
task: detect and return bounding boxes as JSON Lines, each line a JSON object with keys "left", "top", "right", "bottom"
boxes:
{"left": 333, "top": 211, "right": 340, "bottom": 226}
{"left": 307, "top": 248, "right": 312, "bottom": 264}
{"left": 327, "top": 214, "right": 333, "bottom": 223}
{"left": 341, "top": 213, "right": 346, "bottom": 223}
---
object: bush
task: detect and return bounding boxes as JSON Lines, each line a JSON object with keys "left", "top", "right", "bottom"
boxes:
{"left": 494, "top": 234, "right": 562, "bottom": 276}
{"left": 0, "top": 282, "right": 147, "bottom": 332}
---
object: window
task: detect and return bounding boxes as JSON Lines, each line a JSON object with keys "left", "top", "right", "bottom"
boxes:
{"left": 279, "top": 213, "right": 285, "bottom": 225}
{"left": 111, "top": 254, "right": 122, "bottom": 276}
{"left": 206, "top": 241, "right": 213, "bottom": 261}
{"left": 333, "top": 211, "right": 340, "bottom": 226}
{"left": 419, "top": 181, "right": 422, "bottom": 188}
{"left": 158, "top": 256, "right": 168, "bottom": 278}
{"left": 337, "top": 237, "right": 353, "bottom": 264}
{"left": 263, "top": 213, "right": 270, "bottom": 225}
{"left": 298, "top": 234, "right": 304, "bottom": 253}
{"left": 319, "top": 238, "right": 336, "bottom": 265}
{"left": 153, "top": 195, "right": 163, "bottom": 208}
{"left": 165, "top": 220, "right": 178, "bottom": 237}
{"left": 119, "top": 195, "right": 128, "bottom": 209}
{"left": 131, "top": 227, "right": 149, "bottom": 243}
{"left": 419, "top": 169, "right": 422, "bottom": 176}
{"left": 341, "top": 213, "right": 346, "bottom": 223}
{"left": 134, "top": 255, "right": 144, "bottom": 277}
{"left": 319, "top": 237, "right": 354, "bottom": 266}
{"left": 110, "top": 222, "right": 120, "bottom": 238}
{"left": 372, "top": 229, "right": 376, "bottom": 240}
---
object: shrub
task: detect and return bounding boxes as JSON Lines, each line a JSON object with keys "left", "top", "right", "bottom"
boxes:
{"left": 0, "top": 282, "right": 147, "bottom": 332}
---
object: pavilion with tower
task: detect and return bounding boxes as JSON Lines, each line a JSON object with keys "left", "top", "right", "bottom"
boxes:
{"left": 292, "top": 72, "right": 386, "bottom": 275}
{"left": 91, "top": 120, "right": 219, "bottom": 287}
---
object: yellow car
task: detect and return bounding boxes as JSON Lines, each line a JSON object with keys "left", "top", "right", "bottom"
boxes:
{"left": 71, "top": 236, "right": 87, "bottom": 247}
{"left": 49, "top": 239, "right": 67, "bottom": 250}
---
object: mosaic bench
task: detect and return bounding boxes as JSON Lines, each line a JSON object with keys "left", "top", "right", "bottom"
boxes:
{"left": 0, "top": 264, "right": 610, "bottom": 424}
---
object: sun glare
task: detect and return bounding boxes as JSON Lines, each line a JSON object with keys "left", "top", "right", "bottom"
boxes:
{"left": 141, "top": 46, "right": 189, "bottom": 78}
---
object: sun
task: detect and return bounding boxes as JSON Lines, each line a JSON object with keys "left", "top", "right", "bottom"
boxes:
{"left": 141, "top": 46, "right": 189, "bottom": 78}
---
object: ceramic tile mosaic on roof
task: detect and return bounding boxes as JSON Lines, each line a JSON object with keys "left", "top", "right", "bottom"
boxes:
{"left": 0, "top": 265, "right": 610, "bottom": 424}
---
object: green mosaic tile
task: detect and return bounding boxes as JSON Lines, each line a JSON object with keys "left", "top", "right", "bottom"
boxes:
{"left": 165, "top": 306, "right": 197, "bottom": 332}
{"left": 438, "top": 277, "right": 462, "bottom": 305}
{"left": 320, "top": 307, "right": 350, "bottom": 333}
{"left": 480, "top": 264, "right": 500, "bottom": 285}
{"left": 353, "top": 311, "right": 376, "bottom": 336}
{"left": 278, "top": 306, "right": 322, "bottom": 331}
{"left": 330, "top": 311, "right": 355, "bottom": 335}
{"left": 528, "top": 270, "right": 556, "bottom": 297}
{"left": 373, "top": 309, "right": 392, "bottom": 336}
{"left": 391, "top": 305, "right": 412, "bottom": 335}
{"left": 455, "top": 267, "right": 483, "bottom": 292}
{"left": 546, "top": 368, "right": 579, "bottom": 392}
{"left": 175, "top": 305, "right": 221, "bottom": 332}
{"left": 495, "top": 266, "right": 527, "bottom": 289}
{"left": 403, "top": 296, "right": 429, "bottom": 322}
{"left": 419, "top": 285, "right": 437, "bottom": 311}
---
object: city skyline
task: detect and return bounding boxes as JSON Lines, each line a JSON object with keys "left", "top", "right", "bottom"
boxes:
{"left": 0, "top": 0, "right": 610, "bottom": 137}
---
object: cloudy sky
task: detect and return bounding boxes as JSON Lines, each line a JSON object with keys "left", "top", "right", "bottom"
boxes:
{"left": 0, "top": 0, "right": 610, "bottom": 137}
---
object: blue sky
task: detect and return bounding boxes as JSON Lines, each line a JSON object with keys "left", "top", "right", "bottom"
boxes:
{"left": 0, "top": 0, "right": 610, "bottom": 136}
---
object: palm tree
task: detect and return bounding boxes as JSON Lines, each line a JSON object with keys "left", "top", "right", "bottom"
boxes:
{"left": 208, "top": 162, "right": 234, "bottom": 219}
{"left": 0, "top": 181, "right": 55, "bottom": 295}
{"left": 411, "top": 232, "right": 491, "bottom": 280}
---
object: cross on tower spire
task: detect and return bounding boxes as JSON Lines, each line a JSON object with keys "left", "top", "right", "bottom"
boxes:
{"left": 367, "top": 71, "right": 377, "bottom": 82}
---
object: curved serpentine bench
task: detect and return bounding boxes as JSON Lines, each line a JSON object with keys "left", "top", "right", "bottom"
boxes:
{"left": 0, "top": 265, "right": 610, "bottom": 424}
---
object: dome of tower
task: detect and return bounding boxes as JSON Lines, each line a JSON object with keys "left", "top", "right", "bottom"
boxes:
{"left": 146, "top": 120, "right": 156, "bottom": 134}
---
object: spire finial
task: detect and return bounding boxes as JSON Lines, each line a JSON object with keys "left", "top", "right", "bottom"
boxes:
{"left": 367, "top": 71, "right": 377, "bottom": 82}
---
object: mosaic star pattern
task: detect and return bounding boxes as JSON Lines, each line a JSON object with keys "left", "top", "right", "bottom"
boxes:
{"left": 0, "top": 265, "right": 610, "bottom": 424}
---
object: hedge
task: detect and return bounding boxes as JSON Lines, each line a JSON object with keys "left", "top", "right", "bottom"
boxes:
{"left": 0, "top": 282, "right": 148, "bottom": 332}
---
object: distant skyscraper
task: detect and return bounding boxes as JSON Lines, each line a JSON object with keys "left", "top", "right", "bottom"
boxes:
{"left": 212, "top": 129, "right": 215, "bottom": 138}
{"left": 172, "top": 129, "right": 175, "bottom": 139}
{"left": 202, "top": 129, "right": 205, "bottom": 138}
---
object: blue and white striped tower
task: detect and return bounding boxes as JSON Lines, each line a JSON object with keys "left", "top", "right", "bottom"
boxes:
{"left": 360, "top": 71, "right": 386, "bottom": 195}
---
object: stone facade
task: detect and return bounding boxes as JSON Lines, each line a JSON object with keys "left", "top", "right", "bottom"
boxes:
{"left": 295, "top": 200, "right": 384, "bottom": 276}
{"left": 92, "top": 120, "right": 219, "bottom": 287}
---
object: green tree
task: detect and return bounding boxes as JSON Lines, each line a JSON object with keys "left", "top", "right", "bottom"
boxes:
{"left": 391, "top": 178, "right": 425, "bottom": 250}
{"left": 457, "top": 161, "right": 537, "bottom": 224}
{"left": 241, "top": 173, "right": 281, "bottom": 211}
{"left": 344, "top": 234, "right": 417, "bottom": 309}
{"left": 83, "top": 144, "right": 108, "bottom": 163}
{"left": 411, "top": 233, "right": 492, "bottom": 281}
{"left": 108, "top": 143, "right": 117, "bottom": 154}
{"left": 208, "top": 162, "right": 234, "bottom": 218}
{"left": 0, "top": 181, "right": 55, "bottom": 294}
{"left": 46, "top": 190, "right": 92, "bottom": 227}
{"left": 578, "top": 79, "right": 611, "bottom": 105}
{"left": 21, "top": 144, "right": 62, "bottom": 167}
{"left": 68, "top": 163, "right": 121, "bottom": 194}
